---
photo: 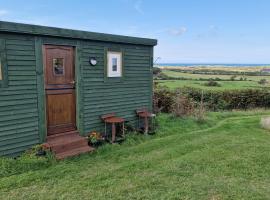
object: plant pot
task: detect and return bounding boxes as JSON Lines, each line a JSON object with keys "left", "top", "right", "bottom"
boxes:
{"left": 36, "top": 149, "right": 46, "bottom": 157}
{"left": 89, "top": 140, "right": 103, "bottom": 148}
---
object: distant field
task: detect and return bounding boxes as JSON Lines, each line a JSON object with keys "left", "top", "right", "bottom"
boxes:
{"left": 163, "top": 70, "right": 270, "bottom": 81}
{"left": 158, "top": 65, "right": 268, "bottom": 73}
{"left": 156, "top": 80, "right": 269, "bottom": 91}
{"left": 156, "top": 70, "right": 270, "bottom": 91}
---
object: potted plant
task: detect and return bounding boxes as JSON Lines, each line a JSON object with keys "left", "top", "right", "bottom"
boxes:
{"left": 87, "top": 131, "right": 105, "bottom": 147}
{"left": 34, "top": 143, "right": 50, "bottom": 157}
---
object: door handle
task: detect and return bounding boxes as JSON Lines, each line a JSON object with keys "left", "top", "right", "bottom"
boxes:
{"left": 70, "top": 80, "right": 76, "bottom": 84}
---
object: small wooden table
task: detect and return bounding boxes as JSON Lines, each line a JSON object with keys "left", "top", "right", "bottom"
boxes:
{"left": 101, "top": 113, "right": 125, "bottom": 143}
{"left": 136, "top": 109, "right": 153, "bottom": 134}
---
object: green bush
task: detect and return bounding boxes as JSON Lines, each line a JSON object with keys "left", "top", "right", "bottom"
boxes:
{"left": 204, "top": 80, "right": 221, "bottom": 87}
{"left": 153, "top": 86, "right": 270, "bottom": 112}
{"left": 153, "top": 67, "right": 162, "bottom": 75}
{"left": 258, "top": 79, "right": 268, "bottom": 85}
{"left": 153, "top": 85, "right": 175, "bottom": 113}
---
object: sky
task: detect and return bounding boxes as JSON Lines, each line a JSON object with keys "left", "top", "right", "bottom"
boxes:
{"left": 0, "top": 0, "right": 270, "bottom": 64}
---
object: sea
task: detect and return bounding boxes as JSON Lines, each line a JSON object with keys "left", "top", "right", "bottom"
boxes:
{"left": 156, "top": 63, "right": 270, "bottom": 68}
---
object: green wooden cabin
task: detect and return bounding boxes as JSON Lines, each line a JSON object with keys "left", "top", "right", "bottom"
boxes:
{"left": 0, "top": 21, "right": 157, "bottom": 156}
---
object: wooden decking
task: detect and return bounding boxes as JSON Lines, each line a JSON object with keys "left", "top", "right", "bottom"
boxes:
{"left": 47, "top": 131, "right": 94, "bottom": 160}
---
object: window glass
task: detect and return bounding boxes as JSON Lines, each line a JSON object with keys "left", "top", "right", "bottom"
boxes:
{"left": 107, "top": 51, "right": 122, "bottom": 77}
{"left": 53, "top": 58, "right": 64, "bottom": 76}
{"left": 112, "top": 58, "right": 117, "bottom": 72}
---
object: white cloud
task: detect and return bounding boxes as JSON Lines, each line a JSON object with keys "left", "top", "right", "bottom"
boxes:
{"left": 0, "top": 10, "right": 8, "bottom": 17}
{"left": 134, "top": 0, "right": 143, "bottom": 14}
{"left": 169, "top": 27, "right": 187, "bottom": 36}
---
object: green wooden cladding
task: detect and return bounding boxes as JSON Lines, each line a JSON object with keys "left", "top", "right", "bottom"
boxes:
{"left": 0, "top": 21, "right": 156, "bottom": 156}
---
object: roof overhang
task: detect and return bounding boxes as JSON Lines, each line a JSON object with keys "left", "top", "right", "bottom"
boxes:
{"left": 0, "top": 21, "right": 157, "bottom": 46}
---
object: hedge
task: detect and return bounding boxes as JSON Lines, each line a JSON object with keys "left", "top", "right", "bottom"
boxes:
{"left": 154, "top": 86, "right": 270, "bottom": 112}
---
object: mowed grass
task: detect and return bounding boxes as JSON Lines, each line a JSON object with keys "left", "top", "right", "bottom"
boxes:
{"left": 1, "top": 110, "right": 270, "bottom": 199}
{"left": 157, "top": 70, "right": 270, "bottom": 91}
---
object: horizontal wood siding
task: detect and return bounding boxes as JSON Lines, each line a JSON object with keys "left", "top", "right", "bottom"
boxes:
{"left": 0, "top": 32, "right": 154, "bottom": 156}
{"left": 0, "top": 33, "right": 39, "bottom": 156}
{"left": 81, "top": 41, "right": 153, "bottom": 133}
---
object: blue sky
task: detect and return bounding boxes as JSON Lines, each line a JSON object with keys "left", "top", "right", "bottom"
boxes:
{"left": 0, "top": 0, "right": 270, "bottom": 64}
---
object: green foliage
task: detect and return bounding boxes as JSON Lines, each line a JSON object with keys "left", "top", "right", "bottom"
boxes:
{"left": 154, "top": 85, "right": 270, "bottom": 111}
{"left": 258, "top": 78, "right": 268, "bottom": 85}
{"left": 204, "top": 79, "right": 221, "bottom": 87}
{"left": 230, "top": 75, "right": 237, "bottom": 81}
{"left": 171, "top": 91, "right": 195, "bottom": 117}
{"left": 153, "top": 67, "right": 162, "bottom": 75}
{"left": 153, "top": 85, "right": 175, "bottom": 113}
{"left": 0, "top": 146, "right": 55, "bottom": 178}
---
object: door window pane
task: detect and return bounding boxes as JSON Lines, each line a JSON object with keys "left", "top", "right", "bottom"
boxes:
{"left": 53, "top": 58, "right": 64, "bottom": 76}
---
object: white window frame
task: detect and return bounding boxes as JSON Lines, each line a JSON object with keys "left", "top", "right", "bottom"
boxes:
{"left": 107, "top": 51, "right": 122, "bottom": 77}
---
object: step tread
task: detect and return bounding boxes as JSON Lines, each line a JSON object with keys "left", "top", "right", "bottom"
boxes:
{"left": 48, "top": 135, "right": 87, "bottom": 146}
{"left": 47, "top": 131, "right": 79, "bottom": 140}
{"left": 56, "top": 146, "right": 94, "bottom": 160}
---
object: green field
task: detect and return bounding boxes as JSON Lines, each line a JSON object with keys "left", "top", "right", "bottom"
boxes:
{"left": 163, "top": 70, "right": 270, "bottom": 81}
{"left": 157, "top": 70, "right": 270, "bottom": 91}
{"left": 1, "top": 111, "right": 270, "bottom": 199}
{"left": 157, "top": 79, "right": 269, "bottom": 91}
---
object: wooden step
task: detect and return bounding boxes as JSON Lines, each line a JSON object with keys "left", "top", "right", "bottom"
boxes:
{"left": 50, "top": 137, "right": 88, "bottom": 154}
{"left": 56, "top": 146, "right": 94, "bottom": 160}
{"left": 46, "top": 131, "right": 95, "bottom": 159}
{"left": 47, "top": 131, "right": 79, "bottom": 142}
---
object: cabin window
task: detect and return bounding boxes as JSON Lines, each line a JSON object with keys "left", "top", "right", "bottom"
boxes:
{"left": 107, "top": 51, "right": 122, "bottom": 77}
{"left": 53, "top": 58, "right": 64, "bottom": 76}
{"left": 0, "top": 38, "right": 8, "bottom": 87}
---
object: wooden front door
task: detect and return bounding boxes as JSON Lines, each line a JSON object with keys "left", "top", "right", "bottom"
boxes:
{"left": 43, "top": 45, "right": 76, "bottom": 136}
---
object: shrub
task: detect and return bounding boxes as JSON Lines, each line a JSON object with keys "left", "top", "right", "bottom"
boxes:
{"left": 230, "top": 75, "right": 237, "bottom": 81}
{"left": 194, "top": 91, "right": 206, "bottom": 122}
{"left": 156, "top": 72, "right": 171, "bottom": 80}
{"left": 153, "top": 67, "right": 162, "bottom": 75}
{"left": 258, "top": 79, "right": 268, "bottom": 85}
{"left": 204, "top": 80, "right": 221, "bottom": 87}
{"left": 171, "top": 90, "right": 194, "bottom": 117}
{"left": 153, "top": 84, "right": 175, "bottom": 113}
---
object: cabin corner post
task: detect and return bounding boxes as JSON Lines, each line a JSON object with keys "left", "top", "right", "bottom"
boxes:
{"left": 75, "top": 41, "right": 85, "bottom": 135}
{"left": 149, "top": 47, "right": 154, "bottom": 112}
{"left": 35, "top": 36, "right": 46, "bottom": 143}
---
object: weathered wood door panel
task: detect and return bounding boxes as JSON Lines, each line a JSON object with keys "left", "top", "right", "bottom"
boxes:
{"left": 43, "top": 45, "right": 76, "bottom": 136}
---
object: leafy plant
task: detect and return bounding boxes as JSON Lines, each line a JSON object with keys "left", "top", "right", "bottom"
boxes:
{"left": 88, "top": 131, "right": 104, "bottom": 145}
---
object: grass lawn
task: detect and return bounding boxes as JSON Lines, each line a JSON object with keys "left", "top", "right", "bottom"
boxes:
{"left": 1, "top": 110, "right": 270, "bottom": 199}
